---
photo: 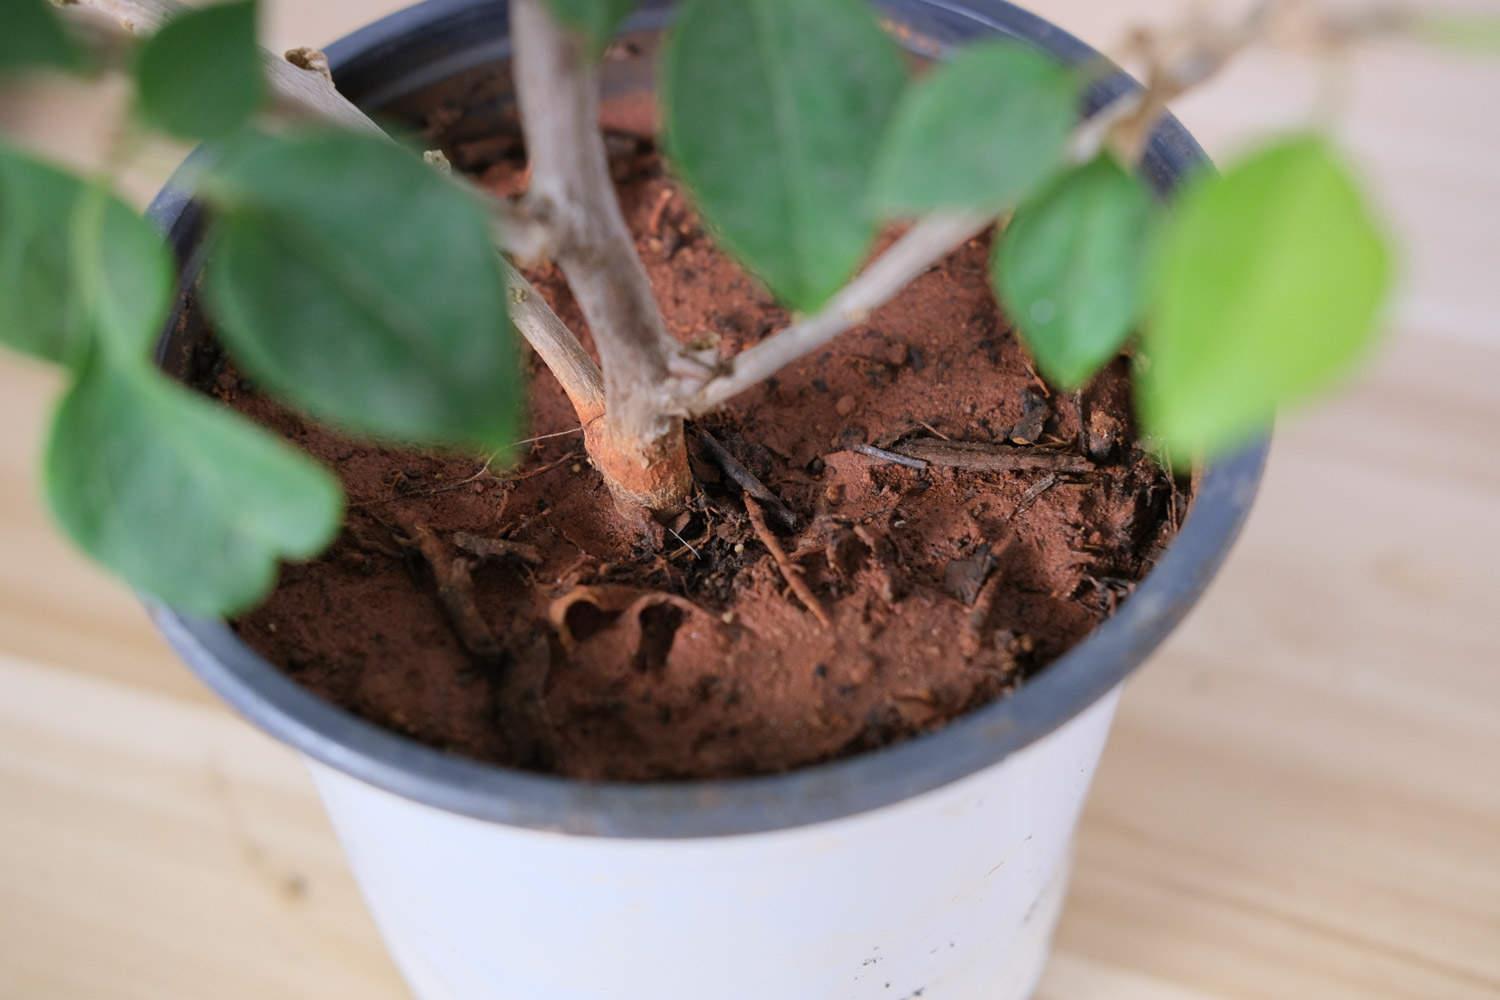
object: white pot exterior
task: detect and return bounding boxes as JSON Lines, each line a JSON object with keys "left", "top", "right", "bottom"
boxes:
{"left": 307, "top": 686, "right": 1120, "bottom": 1000}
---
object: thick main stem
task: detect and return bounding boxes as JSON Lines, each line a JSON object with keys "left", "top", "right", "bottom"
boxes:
{"left": 509, "top": 0, "right": 691, "bottom": 511}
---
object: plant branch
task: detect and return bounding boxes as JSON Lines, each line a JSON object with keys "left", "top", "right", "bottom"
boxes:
{"left": 503, "top": 262, "right": 606, "bottom": 423}
{"left": 670, "top": 0, "right": 1413, "bottom": 417}
{"left": 60, "top": 0, "right": 603, "bottom": 423}
{"left": 61, "top": 0, "right": 558, "bottom": 259}
{"left": 509, "top": 0, "right": 690, "bottom": 508}
{"left": 671, "top": 212, "right": 989, "bottom": 416}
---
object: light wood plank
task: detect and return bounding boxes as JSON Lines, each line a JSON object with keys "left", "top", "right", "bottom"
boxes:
{"left": 1, "top": 2, "right": 1497, "bottom": 998}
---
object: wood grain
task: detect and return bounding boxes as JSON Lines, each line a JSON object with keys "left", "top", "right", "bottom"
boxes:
{"left": 2, "top": 2, "right": 1497, "bottom": 997}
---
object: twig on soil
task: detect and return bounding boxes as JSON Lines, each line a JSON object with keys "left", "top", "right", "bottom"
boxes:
{"left": 451, "top": 531, "right": 543, "bottom": 567}
{"left": 392, "top": 513, "right": 504, "bottom": 662}
{"left": 647, "top": 188, "right": 673, "bottom": 236}
{"left": 1010, "top": 474, "right": 1061, "bottom": 520}
{"left": 962, "top": 570, "right": 1006, "bottom": 658}
{"left": 666, "top": 525, "right": 701, "bottom": 560}
{"left": 350, "top": 459, "right": 503, "bottom": 510}
{"left": 693, "top": 429, "right": 799, "bottom": 531}
{"left": 853, "top": 443, "right": 930, "bottom": 471}
{"left": 915, "top": 419, "right": 951, "bottom": 441}
{"left": 744, "top": 497, "right": 830, "bottom": 628}
{"left": 894, "top": 438, "right": 1094, "bottom": 474}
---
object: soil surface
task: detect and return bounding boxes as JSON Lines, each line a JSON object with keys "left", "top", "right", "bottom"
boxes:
{"left": 198, "top": 132, "right": 1186, "bottom": 781}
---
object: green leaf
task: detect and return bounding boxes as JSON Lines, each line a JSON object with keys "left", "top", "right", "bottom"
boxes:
{"left": 1142, "top": 135, "right": 1392, "bottom": 459}
{"left": 0, "top": 143, "right": 172, "bottom": 367}
{"left": 871, "top": 40, "right": 1079, "bottom": 216}
{"left": 133, "top": 0, "right": 263, "bottom": 140}
{"left": 71, "top": 185, "right": 177, "bottom": 362}
{"left": 662, "top": 0, "right": 906, "bottom": 310}
{"left": 0, "top": 0, "right": 83, "bottom": 77}
{"left": 545, "top": 0, "right": 635, "bottom": 55}
{"left": 200, "top": 130, "right": 521, "bottom": 450}
{"left": 1414, "top": 13, "right": 1500, "bottom": 55}
{"left": 45, "top": 354, "right": 343, "bottom": 616}
{"left": 994, "top": 155, "right": 1155, "bottom": 390}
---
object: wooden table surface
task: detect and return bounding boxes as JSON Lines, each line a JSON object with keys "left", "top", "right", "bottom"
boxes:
{"left": 2, "top": 2, "right": 1497, "bottom": 997}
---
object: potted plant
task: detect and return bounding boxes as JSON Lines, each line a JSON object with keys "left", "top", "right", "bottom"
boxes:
{"left": 3, "top": 0, "right": 1460, "bottom": 996}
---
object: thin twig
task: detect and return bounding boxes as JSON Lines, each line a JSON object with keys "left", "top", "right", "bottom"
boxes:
{"left": 744, "top": 496, "right": 830, "bottom": 628}
{"left": 853, "top": 443, "right": 929, "bottom": 471}
{"left": 392, "top": 513, "right": 504, "bottom": 661}
{"left": 693, "top": 429, "right": 798, "bottom": 531}
{"left": 451, "top": 531, "right": 543, "bottom": 566}
{"left": 666, "top": 526, "right": 700, "bottom": 560}
{"left": 1010, "top": 473, "right": 1060, "bottom": 519}
{"left": 916, "top": 419, "right": 951, "bottom": 441}
{"left": 895, "top": 438, "right": 1094, "bottom": 474}
{"left": 508, "top": 425, "right": 586, "bottom": 448}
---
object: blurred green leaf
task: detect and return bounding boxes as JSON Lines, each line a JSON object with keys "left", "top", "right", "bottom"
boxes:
{"left": 1142, "top": 135, "right": 1392, "bottom": 459}
{"left": 662, "top": 0, "right": 906, "bottom": 309}
{"left": 871, "top": 40, "right": 1079, "bottom": 216}
{"left": 134, "top": 0, "right": 263, "bottom": 140}
{"left": 545, "top": 0, "right": 635, "bottom": 55}
{"left": 0, "top": 0, "right": 83, "bottom": 77}
{"left": 994, "top": 155, "right": 1155, "bottom": 390}
{"left": 0, "top": 143, "right": 171, "bottom": 367}
{"left": 1414, "top": 13, "right": 1500, "bottom": 54}
{"left": 201, "top": 130, "right": 522, "bottom": 450}
{"left": 45, "top": 354, "right": 343, "bottom": 616}
{"left": 70, "top": 183, "right": 176, "bottom": 362}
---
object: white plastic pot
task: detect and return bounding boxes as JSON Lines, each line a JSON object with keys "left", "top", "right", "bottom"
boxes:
{"left": 308, "top": 689, "right": 1119, "bottom": 1000}
{"left": 146, "top": 2, "right": 1268, "bottom": 998}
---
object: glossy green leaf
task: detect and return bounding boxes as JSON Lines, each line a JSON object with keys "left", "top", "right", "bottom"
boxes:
{"left": 134, "top": 0, "right": 263, "bottom": 140}
{"left": 0, "top": 0, "right": 83, "bottom": 76}
{"left": 201, "top": 130, "right": 521, "bottom": 449}
{"left": 1142, "top": 135, "right": 1392, "bottom": 459}
{"left": 0, "top": 143, "right": 171, "bottom": 367}
{"left": 662, "top": 0, "right": 906, "bottom": 310}
{"left": 871, "top": 40, "right": 1079, "bottom": 216}
{"left": 545, "top": 0, "right": 635, "bottom": 54}
{"left": 994, "top": 155, "right": 1155, "bottom": 390}
{"left": 45, "top": 354, "right": 343, "bottom": 616}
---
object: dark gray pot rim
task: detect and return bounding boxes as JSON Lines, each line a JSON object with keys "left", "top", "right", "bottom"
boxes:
{"left": 146, "top": 0, "right": 1269, "bottom": 839}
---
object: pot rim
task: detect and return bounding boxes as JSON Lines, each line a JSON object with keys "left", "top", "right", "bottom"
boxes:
{"left": 146, "top": 0, "right": 1269, "bottom": 838}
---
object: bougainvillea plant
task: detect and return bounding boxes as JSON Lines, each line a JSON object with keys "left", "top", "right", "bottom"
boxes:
{"left": 0, "top": 0, "right": 1483, "bottom": 614}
